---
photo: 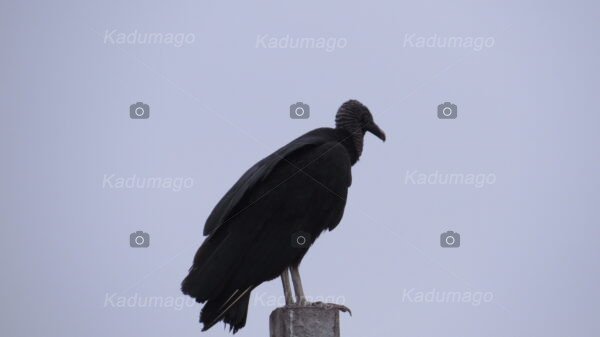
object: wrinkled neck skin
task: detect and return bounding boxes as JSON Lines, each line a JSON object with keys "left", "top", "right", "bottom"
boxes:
{"left": 335, "top": 108, "right": 366, "bottom": 164}
{"left": 350, "top": 129, "right": 364, "bottom": 159}
{"left": 336, "top": 126, "right": 364, "bottom": 165}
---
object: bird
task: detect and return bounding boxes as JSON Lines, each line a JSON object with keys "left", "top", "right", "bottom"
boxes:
{"left": 181, "top": 99, "right": 385, "bottom": 333}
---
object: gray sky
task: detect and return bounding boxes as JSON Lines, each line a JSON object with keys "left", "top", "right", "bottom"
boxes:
{"left": 1, "top": 0, "right": 598, "bottom": 336}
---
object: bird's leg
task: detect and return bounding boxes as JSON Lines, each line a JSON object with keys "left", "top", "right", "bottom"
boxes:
{"left": 290, "top": 266, "right": 352, "bottom": 315}
{"left": 280, "top": 268, "right": 294, "bottom": 306}
{"left": 289, "top": 265, "right": 307, "bottom": 305}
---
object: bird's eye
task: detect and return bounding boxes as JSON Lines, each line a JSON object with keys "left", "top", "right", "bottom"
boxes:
{"left": 361, "top": 114, "right": 372, "bottom": 126}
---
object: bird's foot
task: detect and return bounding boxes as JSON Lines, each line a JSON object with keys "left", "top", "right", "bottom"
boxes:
{"left": 311, "top": 301, "right": 352, "bottom": 316}
{"left": 287, "top": 301, "right": 352, "bottom": 316}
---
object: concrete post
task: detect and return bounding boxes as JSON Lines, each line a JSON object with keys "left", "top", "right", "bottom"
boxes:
{"left": 270, "top": 306, "right": 341, "bottom": 337}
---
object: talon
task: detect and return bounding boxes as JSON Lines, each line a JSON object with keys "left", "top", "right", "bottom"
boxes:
{"left": 307, "top": 302, "right": 352, "bottom": 316}
{"left": 330, "top": 304, "right": 352, "bottom": 316}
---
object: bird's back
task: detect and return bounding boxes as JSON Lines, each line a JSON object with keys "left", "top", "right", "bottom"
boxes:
{"left": 202, "top": 127, "right": 356, "bottom": 236}
{"left": 182, "top": 127, "right": 356, "bottom": 332}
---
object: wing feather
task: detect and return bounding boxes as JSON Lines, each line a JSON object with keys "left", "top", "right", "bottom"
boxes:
{"left": 203, "top": 128, "right": 335, "bottom": 236}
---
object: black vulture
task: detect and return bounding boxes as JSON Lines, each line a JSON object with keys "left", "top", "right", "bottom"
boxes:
{"left": 181, "top": 100, "right": 385, "bottom": 333}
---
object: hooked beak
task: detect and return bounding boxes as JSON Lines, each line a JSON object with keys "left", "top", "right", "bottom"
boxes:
{"left": 365, "top": 122, "right": 386, "bottom": 142}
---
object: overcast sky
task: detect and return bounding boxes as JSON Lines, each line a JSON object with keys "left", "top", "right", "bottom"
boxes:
{"left": 1, "top": 1, "right": 599, "bottom": 336}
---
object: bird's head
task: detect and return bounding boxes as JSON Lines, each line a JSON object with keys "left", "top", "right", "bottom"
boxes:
{"left": 335, "top": 100, "right": 386, "bottom": 157}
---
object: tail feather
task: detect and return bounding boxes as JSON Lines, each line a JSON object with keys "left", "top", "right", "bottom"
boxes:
{"left": 200, "top": 288, "right": 252, "bottom": 333}
{"left": 181, "top": 231, "right": 242, "bottom": 302}
{"left": 223, "top": 292, "right": 251, "bottom": 333}
{"left": 181, "top": 227, "right": 255, "bottom": 332}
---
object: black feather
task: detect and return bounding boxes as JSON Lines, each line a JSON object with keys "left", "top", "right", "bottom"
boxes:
{"left": 182, "top": 101, "right": 384, "bottom": 332}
